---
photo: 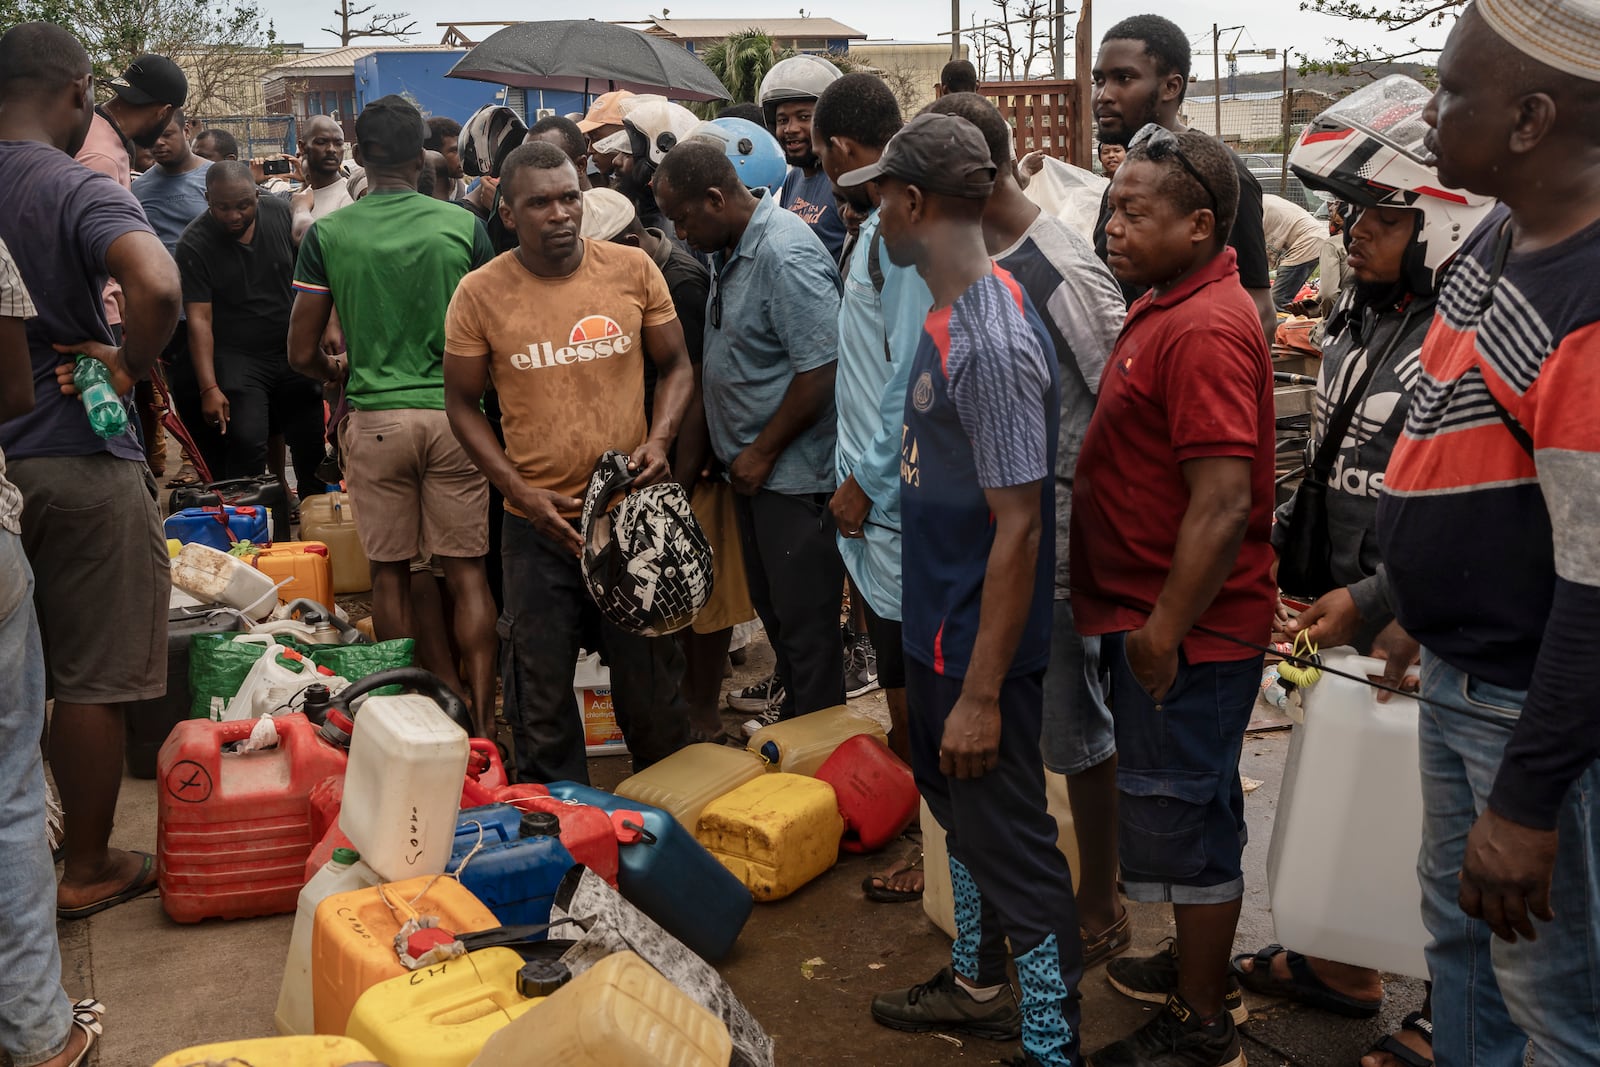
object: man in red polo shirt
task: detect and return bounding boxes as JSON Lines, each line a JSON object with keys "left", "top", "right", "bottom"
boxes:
{"left": 1071, "top": 124, "right": 1275, "bottom": 1067}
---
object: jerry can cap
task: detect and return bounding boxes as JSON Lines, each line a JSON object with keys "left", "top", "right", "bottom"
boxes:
{"left": 517, "top": 959, "right": 572, "bottom": 997}
{"left": 519, "top": 812, "right": 561, "bottom": 839}
{"left": 759, "top": 740, "right": 780, "bottom": 764}
{"left": 331, "top": 847, "right": 360, "bottom": 865}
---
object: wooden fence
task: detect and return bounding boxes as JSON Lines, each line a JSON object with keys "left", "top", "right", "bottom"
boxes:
{"left": 979, "top": 78, "right": 1089, "bottom": 168}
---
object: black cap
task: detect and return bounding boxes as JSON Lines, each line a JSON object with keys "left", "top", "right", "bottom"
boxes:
{"left": 517, "top": 959, "right": 572, "bottom": 997}
{"left": 838, "top": 112, "right": 996, "bottom": 199}
{"left": 108, "top": 54, "right": 188, "bottom": 108}
{"left": 520, "top": 812, "right": 561, "bottom": 839}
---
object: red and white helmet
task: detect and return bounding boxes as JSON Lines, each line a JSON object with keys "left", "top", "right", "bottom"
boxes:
{"left": 1289, "top": 75, "right": 1494, "bottom": 292}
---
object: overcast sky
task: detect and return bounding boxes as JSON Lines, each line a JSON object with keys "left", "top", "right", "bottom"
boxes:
{"left": 269, "top": 0, "right": 1456, "bottom": 77}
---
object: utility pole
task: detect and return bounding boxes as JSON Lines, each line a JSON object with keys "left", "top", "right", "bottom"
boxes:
{"left": 952, "top": 0, "right": 961, "bottom": 61}
{"left": 1280, "top": 47, "right": 1290, "bottom": 197}
{"left": 1212, "top": 23, "right": 1222, "bottom": 141}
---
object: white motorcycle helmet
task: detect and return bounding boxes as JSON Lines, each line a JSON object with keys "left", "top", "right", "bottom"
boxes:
{"left": 592, "top": 96, "right": 702, "bottom": 170}
{"left": 580, "top": 451, "right": 714, "bottom": 637}
{"left": 1289, "top": 75, "right": 1495, "bottom": 294}
{"left": 757, "top": 54, "right": 842, "bottom": 128}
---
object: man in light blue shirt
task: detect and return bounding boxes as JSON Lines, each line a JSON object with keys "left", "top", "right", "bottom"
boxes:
{"left": 654, "top": 141, "right": 847, "bottom": 732}
{"left": 813, "top": 74, "right": 931, "bottom": 766}
{"left": 132, "top": 110, "right": 209, "bottom": 254}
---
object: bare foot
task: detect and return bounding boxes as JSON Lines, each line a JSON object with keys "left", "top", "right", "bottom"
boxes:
{"left": 1360, "top": 1026, "right": 1432, "bottom": 1067}
{"left": 57, "top": 847, "right": 155, "bottom": 913}
{"left": 1236, "top": 949, "right": 1384, "bottom": 1002}
{"left": 863, "top": 849, "right": 924, "bottom": 899}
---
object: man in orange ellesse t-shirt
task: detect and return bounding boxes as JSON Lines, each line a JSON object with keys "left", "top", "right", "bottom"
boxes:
{"left": 444, "top": 140, "right": 696, "bottom": 784}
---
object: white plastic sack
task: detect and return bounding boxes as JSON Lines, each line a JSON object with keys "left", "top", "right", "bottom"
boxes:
{"left": 1023, "top": 157, "right": 1109, "bottom": 244}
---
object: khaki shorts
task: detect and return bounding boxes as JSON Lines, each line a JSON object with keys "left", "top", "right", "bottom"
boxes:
{"left": 339, "top": 408, "right": 489, "bottom": 562}
{"left": 9, "top": 454, "right": 167, "bottom": 704}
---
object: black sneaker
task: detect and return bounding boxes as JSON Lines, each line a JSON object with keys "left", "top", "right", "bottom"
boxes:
{"left": 845, "top": 631, "right": 881, "bottom": 698}
{"left": 1088, "top": 994, "right": 1244, "bottom": 1067}
{"left": 1105, "top": 940, "right": 1247, "bottom": 1026}
{"left": 871, "top": 966, "right": 1022, "bottom": 1040}
{"left": 728, "top": 672, "right": 781, "bottom": 713}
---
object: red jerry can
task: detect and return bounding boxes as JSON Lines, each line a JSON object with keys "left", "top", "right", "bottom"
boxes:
{"left": 815, "top": 733, "right": 919, "bottom": 853}
{"left": 498, "top": 791, "right": 621, "bottom": 887}
{"left": 157, "top": 713, "right": 349, "bottom": 922}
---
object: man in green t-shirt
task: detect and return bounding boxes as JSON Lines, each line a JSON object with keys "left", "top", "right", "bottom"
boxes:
{"left": 288, "top": 94, "right": 499, "bottom": 733}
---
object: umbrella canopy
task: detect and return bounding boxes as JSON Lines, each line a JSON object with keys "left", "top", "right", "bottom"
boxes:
{"left": 447, "top": 20, "right": 730, "bottom": 102}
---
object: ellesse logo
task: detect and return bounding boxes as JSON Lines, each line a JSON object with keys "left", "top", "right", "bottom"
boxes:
{"left": 510, "top": 315, "right": 633, "bottom": 370}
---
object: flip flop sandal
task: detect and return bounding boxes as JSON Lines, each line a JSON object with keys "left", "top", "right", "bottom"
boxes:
{"left": 1366, "top": 1011, "right": 1434, "bottom": 1067}
{"left": 1081, "top": 909, "right": 1133, "bottom": 969}
{"left": 1228, "top": 943, "right": 1383, "bottom": 1018}
{"left": 63, "top": 997, "right": 105, "bottom": 1067}
{"left": 56, "top": 851, "right": 159, "bottom": 921}
{"left": 861, "top": 850, "right": 924, "bottom": 903}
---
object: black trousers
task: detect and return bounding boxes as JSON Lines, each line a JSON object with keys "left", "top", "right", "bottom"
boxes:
{"left": 732, "top": 489, "right": 847, "bottom": 718}
{"left": 161, "top": 329, "right": 225, "bottom": 480}
{"left": 499, "top": 511, "right": 690, "bottom": 784}
{"left": 215, "top": 353, "right": 325, "bottom": 499}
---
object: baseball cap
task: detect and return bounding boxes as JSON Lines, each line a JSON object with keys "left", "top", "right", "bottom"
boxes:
{"left": 108, "top": 54, "right": 188, "bottom": 108}
{"left": 577, "top": 90, "right": 636, "bottom": 133}
{"left": 580, "top": 188, "right": 638, "bottom": 241}
{"left": 838, "top": 112, "right": 996, "bottom": 199}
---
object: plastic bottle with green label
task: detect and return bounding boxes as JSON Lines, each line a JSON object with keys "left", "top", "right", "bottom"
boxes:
{"left": 73, "top": 355, "right": 127, "bottom": 438}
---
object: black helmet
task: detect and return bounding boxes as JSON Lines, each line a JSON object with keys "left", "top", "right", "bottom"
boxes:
{"left": 580, "top": 451, "right": 713, "bottom": 636}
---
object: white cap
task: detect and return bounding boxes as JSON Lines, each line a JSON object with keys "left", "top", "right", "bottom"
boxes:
{"left": 1476, "top": 0, "right": 1600, "bottom": 81}
{"left": 580, "top": 188, "right": 638, "bottom": 241}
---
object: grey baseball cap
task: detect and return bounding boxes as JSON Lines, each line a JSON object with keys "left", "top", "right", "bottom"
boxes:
{"left": 838, "top": 112, "right": 996, "bottom": 198}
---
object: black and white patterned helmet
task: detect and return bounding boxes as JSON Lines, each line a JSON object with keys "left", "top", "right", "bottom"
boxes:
{"left": 462, "top": 104, "right": 527, "bottom": 178}
{"left": 580, "top": 451, "right": 713, "bottom": 637}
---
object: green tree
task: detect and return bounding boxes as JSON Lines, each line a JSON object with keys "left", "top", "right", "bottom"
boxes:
{"left": 1300, "top": 0, "right": 1465, "bottom": 73}
{"left": 11, "top": 0, "right": 284, "bottom": 116}
{"left": 699, "top": 29, "right": 782, "bottom": 105}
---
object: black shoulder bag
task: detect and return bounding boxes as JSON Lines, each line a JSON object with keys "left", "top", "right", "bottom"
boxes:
{"left": 1277, "top": 302, "right": 1420, "bottom": 598}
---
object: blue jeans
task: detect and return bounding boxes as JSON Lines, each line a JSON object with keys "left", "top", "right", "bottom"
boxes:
{"left": 1041, "top": 598, "right": 1114, "bottom": 776}
{"left": 0, "top": 531, "right": 71, "bottom": 1065}
{"left": 1272, "top": 259, "right": 1317, "bottom": 310}
{"left": 1417, "top": 652, "right": 1600, "bottom": 1066}
{"left": 1100, "top": 633, "right": 1261, "bottom": 904}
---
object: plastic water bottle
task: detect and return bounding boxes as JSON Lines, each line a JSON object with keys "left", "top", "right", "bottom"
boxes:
{"left": 73, "top": 355, "right": 127, "bottom": 438}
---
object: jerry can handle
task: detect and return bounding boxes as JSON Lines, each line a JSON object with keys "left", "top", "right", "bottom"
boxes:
{"left": 324, "top": 667, "right": 473, "bottom": 734}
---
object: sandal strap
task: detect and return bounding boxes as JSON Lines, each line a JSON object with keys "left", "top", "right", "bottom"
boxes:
{"left": 1401, "top": 1011, "right": 1434, "bottom": 1043}
{"left": 1369, "top": 1033, "right": 1433, "bottom": 1067}
{"left": 1252, "top": 942, "right": 1286, "bottom": 966}
{"left": 71, "top": 998, "right": 106, "bottom": 1037}
{"left": 1281, "top": 949, "right": 1319, "bottom": 988}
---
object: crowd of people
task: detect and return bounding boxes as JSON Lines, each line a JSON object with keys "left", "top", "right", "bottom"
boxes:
{"left": 2, "top": 2, "right": 1598, "bottom": 1065}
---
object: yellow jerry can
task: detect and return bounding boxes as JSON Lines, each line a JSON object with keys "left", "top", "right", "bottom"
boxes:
{"left": 695, "top": 772, "right": 843, "bottom": 901}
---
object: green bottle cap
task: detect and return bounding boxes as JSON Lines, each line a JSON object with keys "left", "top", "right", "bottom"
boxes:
{"left": 331, "top": 848, "right": 360, "bottom": 865}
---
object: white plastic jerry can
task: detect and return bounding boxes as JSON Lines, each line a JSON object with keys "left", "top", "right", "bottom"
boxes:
{"left": 339, "top": 694, "right": 470, "bottom": 882}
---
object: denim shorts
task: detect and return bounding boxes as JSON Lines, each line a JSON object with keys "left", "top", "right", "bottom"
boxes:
{"left": 1099, "top": 631, "right": 1261, "bottom": 905}
{"left": 1041, "top": 598, "right": 1114, "bottom": 775}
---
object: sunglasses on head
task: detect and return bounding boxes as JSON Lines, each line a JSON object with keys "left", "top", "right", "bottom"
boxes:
{"left": 1128, "top": 123, "right": 1219, "bottom": 218}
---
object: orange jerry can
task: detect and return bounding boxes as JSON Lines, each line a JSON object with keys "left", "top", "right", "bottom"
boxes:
{"left": 255, "top": 541, "right": 336, "bottom": 611}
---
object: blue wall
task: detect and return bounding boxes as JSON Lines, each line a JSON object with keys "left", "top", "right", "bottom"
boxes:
{"left": 354, "top": 52, "right": 502, "bottom": 124}
{"left": 352, "top": 51, "right": 586, "bottom": 125}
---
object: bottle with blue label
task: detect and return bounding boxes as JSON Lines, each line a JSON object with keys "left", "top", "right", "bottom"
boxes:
{"left": 74, "top": 355, "right": 127, "bottom": 438}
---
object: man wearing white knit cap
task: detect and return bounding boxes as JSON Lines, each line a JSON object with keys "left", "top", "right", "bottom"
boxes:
{"left": 1292, "top": 2, "right": 1600, "bottom": 1064}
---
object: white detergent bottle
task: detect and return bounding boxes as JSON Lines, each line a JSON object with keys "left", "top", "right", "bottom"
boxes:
{"left": 339, "top": 692, "right": 470, "bottom": 882}
{"left": 274, "top": 847, "right": 381, "bottom": 1035}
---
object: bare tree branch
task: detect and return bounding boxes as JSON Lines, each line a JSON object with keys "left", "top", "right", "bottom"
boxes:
{"left": 325, "top": 0, "right": 417, "bottom": 46}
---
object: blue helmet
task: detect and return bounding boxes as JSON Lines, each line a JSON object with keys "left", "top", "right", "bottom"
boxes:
{"left": 689, "top": 117, "right": 787, "bottom": 195}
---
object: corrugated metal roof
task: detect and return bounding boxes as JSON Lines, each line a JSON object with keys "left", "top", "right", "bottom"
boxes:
{"left": 645, "top": 18, "right": 864, "bottom": 39}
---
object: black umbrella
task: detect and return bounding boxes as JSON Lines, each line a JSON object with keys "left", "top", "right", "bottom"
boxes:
{"left": 446, "top": 20, "right": 729, "bottom": 102}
